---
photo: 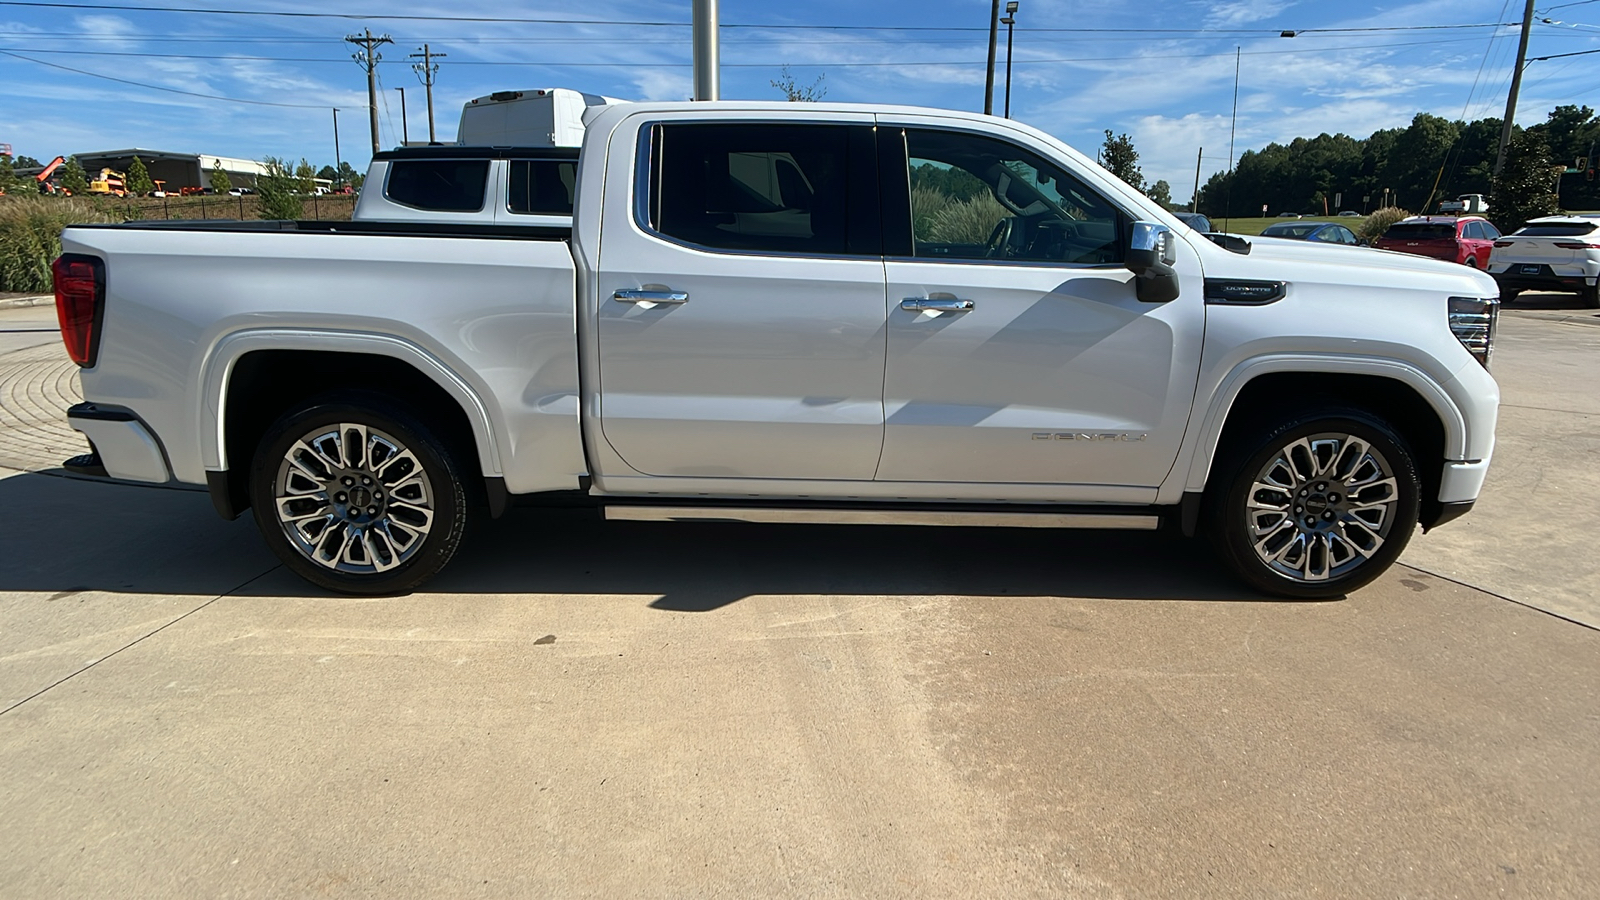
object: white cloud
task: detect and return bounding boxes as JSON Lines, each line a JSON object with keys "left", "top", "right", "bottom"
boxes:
{"left": 1204, "top": 0, "right": 1295, "bottom": 27}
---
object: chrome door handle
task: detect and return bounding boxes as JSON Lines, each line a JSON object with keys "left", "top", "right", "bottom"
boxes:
{"left": 901, "top": 297, "right": 974, "bottom": 312}
{"left": 613, "top": 289, "right": 689, "bottom": 306}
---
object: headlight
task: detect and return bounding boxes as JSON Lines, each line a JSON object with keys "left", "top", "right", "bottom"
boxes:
{"left": 1448, "top": 296, "right": 1498, "bottom": 369}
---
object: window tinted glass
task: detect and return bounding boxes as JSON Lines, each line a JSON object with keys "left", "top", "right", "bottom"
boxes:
{"left": 650, "top": 123, "right": 853, "bottom": 254}
{"left": 385, "top": 160, "right": 490, "bottom": 212}
{"left": 905, "top": 129, "right": 1121, "bottom": 264}
{"left": 1481, "top": 221, "right": 1501, "bottom": 239}
{"left": 508, "top": 160, "right": 576, "bottom": 215}
{"left": 1382, "top": 223, "right": 1455, "bottom": 240}
{"left": 1263, "top": 223, "right": 1322, "bottom": 237}
{"left": 1515, "top": 222, "right": 1598, "bottom": 236}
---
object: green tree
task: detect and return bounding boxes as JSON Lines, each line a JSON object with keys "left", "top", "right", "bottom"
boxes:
{"left": 771, "top": 66, "right": 826, "bottom": 102}
{"left": 256, "top": 156, "right": 304, "bottom": 219}
{"left": 1147, "top": 179, "right": 1172, "bottom": 207}
{"left": 0, "top": 154, "right": 18, "bottom": 194}
{"left": 1100, "top": 130, "right": 1145, "bottom": 192}
{"left": 316, "top": 164, "right": 338, "bottom": 184}
{"left": 125, "top": 155, "right": 155, "bottom": 196}
{"left": 209, "top": 159, "right": 232, "bottom": 193}
{"left": 336, "top": 161, "right": 358, "bottom": 186}
{"left": 293, "top": 158, "right": 316, "bottom": 194}
{"left": 14, "top": 155, "right": 42, "bottom": 168}
{"left": 59, "top": 156, "right": 90, "bottom": 195}
{"left": 1491, "top": 130, "right": 1561, "bottom": 232}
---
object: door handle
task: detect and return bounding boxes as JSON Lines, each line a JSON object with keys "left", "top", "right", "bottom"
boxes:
{"left": 901, "top": 297, "right": 974, "bottom": 312}
{"left": 614, "top": 289, "right": 689, "bottom": 307}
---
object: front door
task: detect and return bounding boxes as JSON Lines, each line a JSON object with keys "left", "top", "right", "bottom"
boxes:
{"left": 876, "top": 123, "right": 1205, "bottom": 492}
{"left": 595, "top": 119, "right": 887, "bottom": 480}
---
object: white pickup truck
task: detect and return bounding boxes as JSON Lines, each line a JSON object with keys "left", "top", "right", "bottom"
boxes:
{"left": 53, "top": 101, "right": 1501, "bottom": 598}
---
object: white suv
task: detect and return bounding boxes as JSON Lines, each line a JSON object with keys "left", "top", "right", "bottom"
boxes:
{"left": 1488, "top": 214, "right": 1600, "bottom": 306}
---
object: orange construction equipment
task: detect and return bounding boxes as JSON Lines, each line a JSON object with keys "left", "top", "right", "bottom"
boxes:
{"left": 88, "top": 167, "right": 127, "bottom": 197}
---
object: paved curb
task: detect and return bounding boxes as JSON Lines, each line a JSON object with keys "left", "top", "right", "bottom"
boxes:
{"left": 0, "top": 295, "right": 53, "bottom": 311}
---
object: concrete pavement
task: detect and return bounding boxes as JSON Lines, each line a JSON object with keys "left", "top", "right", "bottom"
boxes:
{"left": 1, "top": 298, "right": 1597, "bottom": 897}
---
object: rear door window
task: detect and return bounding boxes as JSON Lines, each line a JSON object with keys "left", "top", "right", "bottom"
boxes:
{"left": 385, "top": 160, "right": 490, "bottom": 212}
{"left": 508, "top": 160, "right": 577, "bottom": 215}
{"left": 646, "top": 122, "right": 871, "bottom": 256}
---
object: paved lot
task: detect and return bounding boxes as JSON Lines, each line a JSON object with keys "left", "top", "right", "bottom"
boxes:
{"left": 1, "top": 297, "right": 1596, "bottom": 897}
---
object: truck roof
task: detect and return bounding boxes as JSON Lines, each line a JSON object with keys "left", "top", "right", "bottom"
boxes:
{"left": 372, "top": 146, "right": 581, "bottom": 162}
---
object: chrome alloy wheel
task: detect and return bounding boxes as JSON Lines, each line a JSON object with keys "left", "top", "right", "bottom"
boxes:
{"left": 1246, "top": 432, "right": 1399, "bottom": 583}
{"left": 273, "top": 423, "right": 435, "bottom": 574}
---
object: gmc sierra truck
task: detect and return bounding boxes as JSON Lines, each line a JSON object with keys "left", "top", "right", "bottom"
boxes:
{"left": 52, "top": 101, "right": 1500, "bottom": 598}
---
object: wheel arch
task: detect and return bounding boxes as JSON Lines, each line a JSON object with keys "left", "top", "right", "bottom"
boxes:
{"left": 1185, "top": 358, "right": 1461, "bottom": 523}
{"left": 201, "top": 331, "right": 503, "bottom": 518}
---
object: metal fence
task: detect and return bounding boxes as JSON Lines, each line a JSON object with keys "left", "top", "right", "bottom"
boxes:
{"left": 105, "top": 194, "right": 358, "bottom": 222}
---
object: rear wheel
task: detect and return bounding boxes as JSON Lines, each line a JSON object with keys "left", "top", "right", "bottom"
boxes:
{"left": 1583, "top": 282, "right": 1600, "bottom": 309}
{"left": 249, "top": 393, "right": 471, "bottom": 595}
{"left": 1209, "top": 409, "right": 1420, "bottom": 599}
{"left": 1500, "top": 289, "right": 1521, "bottom": 304}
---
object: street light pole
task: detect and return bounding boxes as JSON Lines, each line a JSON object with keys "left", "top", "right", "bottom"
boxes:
{"left": 395, "top": 87, "right": 408, "bottom": 145}
{"left": 331, "top": 108, "right": 341, "bottom": 175}
{"left": 984, "top": 0, "right": 1000, "bottom": 114}
{"left": 1001, "top": 2, "right": 1018, "bottom": 118}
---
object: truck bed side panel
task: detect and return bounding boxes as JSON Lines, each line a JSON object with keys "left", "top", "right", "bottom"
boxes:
{"left": 62, "top": 226, "right": 585, "bottom": 494}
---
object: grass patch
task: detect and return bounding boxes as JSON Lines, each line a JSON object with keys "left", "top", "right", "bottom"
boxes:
{"left": 0, "top": 196, "right": 117, "bottom": 293}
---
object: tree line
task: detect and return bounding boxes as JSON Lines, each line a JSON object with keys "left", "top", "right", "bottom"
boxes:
{"left": 0, "top": 152, "right": 364, "bottom": 199}
{"left": 1190, "top": 104, "right": 1600, "bottom": 223}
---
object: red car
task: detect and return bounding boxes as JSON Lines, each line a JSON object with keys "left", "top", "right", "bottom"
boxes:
{"left": 1374, "top": 215, "right": 1501, "bottom": 268}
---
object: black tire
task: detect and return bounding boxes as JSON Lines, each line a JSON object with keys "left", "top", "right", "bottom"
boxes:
{"left": 1207, "top": 408, "right": 1420, "bottom": 600}
{"left": 1583, "top": 282, "right": 1600, "bottom": 309}
{"left": 249, "top": 392, "right": 471, "bottom": 595}
{"left": 1500, "top": 289, "right": 1520, "bottom": 305}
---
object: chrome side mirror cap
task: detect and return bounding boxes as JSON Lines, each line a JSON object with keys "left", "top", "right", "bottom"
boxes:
{"left": 1126, "top": 221, "right": 1180, "bottom": 303}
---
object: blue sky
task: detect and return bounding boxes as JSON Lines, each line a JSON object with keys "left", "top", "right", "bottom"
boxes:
{"left": 3, "top": 0, "right": 1599, "bottom": 200}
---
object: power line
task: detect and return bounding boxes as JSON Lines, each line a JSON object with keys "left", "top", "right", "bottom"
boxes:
{"left": 0, "top": 35, "right": 1503, "bottom": 67}
{"left": 0, "top": 2, "right": 1523, "bottom": 34}
{"left": 0, "top": 47, "right": 330, "bottom": 106}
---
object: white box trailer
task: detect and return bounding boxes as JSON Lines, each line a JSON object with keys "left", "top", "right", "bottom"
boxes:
{"left": 456, "top": 88, "right": 622, "bottom": 147}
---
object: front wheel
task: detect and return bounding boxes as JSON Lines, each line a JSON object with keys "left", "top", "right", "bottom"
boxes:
{"left": 249, "top": 394, "right": 471, "bottom": 595}
{"left": 1208, "top": 411, "right": 1420, "bottom": 599}
{"left": 1582, "top": 282, "right": 1600, "bottom": 309}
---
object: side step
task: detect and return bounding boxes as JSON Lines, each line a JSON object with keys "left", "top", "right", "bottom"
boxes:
{"left": 602, "top": 505, "right": 1160, "bottom": 530}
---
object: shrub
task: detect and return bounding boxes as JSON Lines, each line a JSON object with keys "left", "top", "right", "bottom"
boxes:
{"left": 256, "top": 156, "right": 304, "bottom": 220}
{"left": 1359, "top": 206, "right": 1411, "bottom": 243}
{"left": 0, "top": 195, "right": 117, "bottom": 292}
{"left": 928, "top": 192, "right": 1008, "bottom": 245}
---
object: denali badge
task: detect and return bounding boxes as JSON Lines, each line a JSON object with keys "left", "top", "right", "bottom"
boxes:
{"left": 1032, "top": 432, "right": 1149, "bottom": 442}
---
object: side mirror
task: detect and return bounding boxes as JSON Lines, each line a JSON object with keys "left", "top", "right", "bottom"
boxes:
{"left": 1126, "top": 221, "right": 1180, "bottom": 303}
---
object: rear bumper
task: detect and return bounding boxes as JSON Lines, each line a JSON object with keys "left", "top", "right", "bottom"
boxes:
{"left": 1491, "top": 271, "right": 1596, "bottom": 294}
{"left": 65, "top": 402, "right": 171, "bottom": 483}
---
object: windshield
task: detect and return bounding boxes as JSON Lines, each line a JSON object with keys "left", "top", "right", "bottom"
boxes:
{"left": 1382, "top": 223, "right": 1455, "bottom": 240}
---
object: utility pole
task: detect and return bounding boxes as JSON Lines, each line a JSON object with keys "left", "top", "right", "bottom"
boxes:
{"left": 692, "top": 0, "right": 720, "bottom": 100}
{"left": 1494, "top": 0, "right": 1537, "bottom": 178}
{"left": 409, "top": 44, "right": 446, "bottom": 143}
{"left": 347, "top": 29, "right": 393, "bottom": 155}
{"left": 395, "top": 87, "right": 408, "bottom": 145}
{"left": 1191, "top": 146, "right": 1203, "bottom": 212}
{"left": 331, "top": 108, "right": 341, "bottom": 175}
{"left": 984, "top": 0, "right": 1000, "bottom": 114}
{"left": 1001, "top": 1, "right": 1018, "bottom": 118}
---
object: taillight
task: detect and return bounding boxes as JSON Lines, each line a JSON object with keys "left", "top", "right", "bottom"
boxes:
{"left": 1448, "top": 296, "right": 1498, "bottom": 369}
{"left": 52, "top": 254, "right": 105, "bottom": 367}
{"left": 1552, "top": 241, "right": 1600, "bottom": 249}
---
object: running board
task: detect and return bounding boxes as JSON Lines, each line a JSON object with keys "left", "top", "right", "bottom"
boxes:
{"left": 602, "top": 505, "right": 1160, "bottom": 530}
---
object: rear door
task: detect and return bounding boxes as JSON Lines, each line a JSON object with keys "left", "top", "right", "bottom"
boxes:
{"left": 874, "top": 120, "right": 1205, "bottom": 493}
{"left": 593, "top": 117, "right": 888, "bottom": 480}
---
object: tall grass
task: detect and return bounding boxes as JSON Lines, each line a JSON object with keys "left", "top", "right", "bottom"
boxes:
{"left": 927, "top": 192, "right": 1008, "bottom": 245}
{"left": 0, "top": 196, "right": 117, "bottom": 293}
